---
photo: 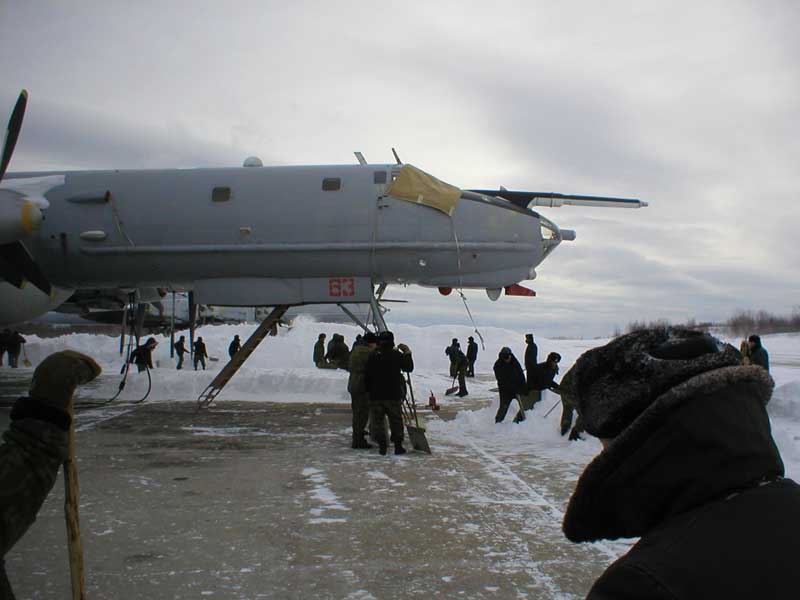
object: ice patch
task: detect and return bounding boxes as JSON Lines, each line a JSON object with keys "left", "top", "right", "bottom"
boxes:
{"left": 303, "top": 466, "right": 350, "bottom": 522}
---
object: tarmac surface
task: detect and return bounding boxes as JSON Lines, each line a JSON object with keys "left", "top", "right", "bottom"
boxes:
{"left": 2, "top": 372, "right": 622, "bottom": 599}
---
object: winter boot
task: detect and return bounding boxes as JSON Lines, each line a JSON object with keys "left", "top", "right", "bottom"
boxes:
{"left": 379, "top": 442, "right": 388, "bottom": 455}
{"left": 394, "top": 443, "right": 407, "bottom": 455}
{"left": 353, "top": 438, "right": 373, "bottom": 449}
{"left": 568, "top": 428, "right": 584, "bottom": 442}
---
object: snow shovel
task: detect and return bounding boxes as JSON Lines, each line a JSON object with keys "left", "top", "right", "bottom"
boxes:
{"left": 444, "top": 375, "right": 459, "bottom": 396}
{"left": 403, "top": 373, "right": 432, "bottom": 453}
{"left": 512, "top": 394, "right": 528, "bottom": 423}
{"left": 543, "top": 389, "right": 563, "bottom": 418}
{"left": 22, "top": 346, "right": 31, "bottom": 367}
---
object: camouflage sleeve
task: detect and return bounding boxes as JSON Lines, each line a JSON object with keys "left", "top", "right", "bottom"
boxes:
{"left": 0, "top": 417, "right": 68, "bottom": 558}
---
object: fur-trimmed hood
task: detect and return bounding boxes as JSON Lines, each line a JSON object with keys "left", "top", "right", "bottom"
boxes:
{"left": 563, "top": 365, "right": 780, "bottom": 542}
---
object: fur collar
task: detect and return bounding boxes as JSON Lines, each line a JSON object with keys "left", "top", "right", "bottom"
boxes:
{"left": 563, "top": 366, "right": 777, "bottom": 542}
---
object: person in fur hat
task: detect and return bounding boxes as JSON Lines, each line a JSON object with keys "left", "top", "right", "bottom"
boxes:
{"left": 560, "top": 327, "right": 800, "bottom": 599}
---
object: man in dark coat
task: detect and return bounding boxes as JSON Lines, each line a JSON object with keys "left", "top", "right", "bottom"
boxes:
{"left": 0, "top": 329, "right": 9, "bottom": 366}
{"left": 174, "top": 335, "right": 187, "bottom": 370}
{"left": 364, "top": 331, "right": 414, "bottom": 455}
{"left": 748, "top": 334, "right": 770, "bottom": 373}
{"left": 348, "top": 332, "right": 377, "bottom": 449}
{"left": 324, "top": 334, "right": 350, "bottom": 370}
{"left": 523, "top": 333, "right": 538, "bottom": 391}
{"left": 228, "top": 335, "right": 241, "bottom": 359}
{"left": 1, "top": 350, "right": 101, "bottom": 598}
{"left": 493, "top": 347, "right": 526, "bottom": 423}
{"left": 560, "top": 327, "right": 800, "bottom": 599}
{"left": 194, "top": 336, "right": 208, "bottom": 370}
{"left": 313, "top": 333, "right": 327, "bottom": 367}
{"left": 516, "top": 351, "right": 561, "bottom": 423}
{"left": 445, "top": 338, "right": 460, "bottom": 378}
{"left": 130, "top": 337, "right": 158, "bottom": 373}
{"left": 451, "top": 345, "right": 469, "bottom": 397}
{"left": 6, "top": 331, "right": 26, "bottom": 369}
{"left": 466, "top": 336, "right": 478, "bottom": 377}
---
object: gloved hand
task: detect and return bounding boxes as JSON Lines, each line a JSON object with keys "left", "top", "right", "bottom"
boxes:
{"left": 397, "top": 343, "right": 411, "bottom": 354}
{"left": 29, "top": 350, "right": 102, "bottom": 413}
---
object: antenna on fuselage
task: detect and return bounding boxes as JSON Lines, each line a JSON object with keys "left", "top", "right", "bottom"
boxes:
{"left": 391, "top": 147, "right": 402, "bottom": 165}
{"left": 354, "top": 151, "right": 367, "bottom": 165}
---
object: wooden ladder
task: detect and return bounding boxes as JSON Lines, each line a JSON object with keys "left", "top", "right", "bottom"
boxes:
{"left": 197, "top": 305, "right": 290, "bottom": 408}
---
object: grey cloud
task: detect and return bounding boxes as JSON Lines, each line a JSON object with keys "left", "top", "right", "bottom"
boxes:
{"left": 3, "top": 94, "right": 250, "bottom": 171}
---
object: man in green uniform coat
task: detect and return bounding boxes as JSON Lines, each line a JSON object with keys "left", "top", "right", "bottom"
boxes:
{"left": 324, "top": 334, "right": 351, "bottom": 370}
{"left": 348, "top": 332, "right": 377, "bottom": 449}
{"left": 1, "top": 350, "right": 101, "bottom": 599}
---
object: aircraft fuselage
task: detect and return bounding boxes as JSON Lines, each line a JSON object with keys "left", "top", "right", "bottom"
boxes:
{"left": 8, "top": 164, "right": 548, "bottom": 304}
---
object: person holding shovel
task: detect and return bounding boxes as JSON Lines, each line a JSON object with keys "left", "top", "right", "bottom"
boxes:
{"left": 493, "top": 347, "right": 526, "bottom": 423}
{"left": 0, "top": 350, "right": 101, "bottom": 598}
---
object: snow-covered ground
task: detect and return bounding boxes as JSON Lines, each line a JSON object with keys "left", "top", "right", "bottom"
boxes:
{"left": 11, "top": 319, "right": 800, "bottom": 480}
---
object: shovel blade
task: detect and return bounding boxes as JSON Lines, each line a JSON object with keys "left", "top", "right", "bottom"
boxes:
{"left": 444, "top": 386, "right": 459, "bottom": 396}
{"left": 406, "top": 425, "right": 432, "bottom": 454}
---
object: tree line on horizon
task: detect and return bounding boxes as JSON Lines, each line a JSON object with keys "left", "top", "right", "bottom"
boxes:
{"left": 616, "top": 308, "right": 800, "bottom": 337}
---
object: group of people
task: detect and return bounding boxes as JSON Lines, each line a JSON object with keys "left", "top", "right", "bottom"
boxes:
{"left": 492, "top": 333, "right": 564, "bottom": 427}
{"left": 313, "top": 332, "right": 372, "bottom": 370}
{"left": 0, "top": 329, "right": 26, "bottom": 368}
{"left": 347, "top": 330, "right": 414, "bottom": 455}
{"left": 133, "top": 334, "right": 212, "bottom": 371}
{"left": 740, "top": 333, "right": 770, "bottom": 372}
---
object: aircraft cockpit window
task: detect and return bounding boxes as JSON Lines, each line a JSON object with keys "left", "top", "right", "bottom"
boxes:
{"left": 212, "top": 187, "right": 231, "bottom": 202}
{"left": 373, "top": 171, "right": 387, "bottom": 184}
{"left": 322, "top": 177, "right": 341, "bottom": 191}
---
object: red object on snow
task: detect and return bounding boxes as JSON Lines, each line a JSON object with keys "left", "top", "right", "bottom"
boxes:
{"left": 438, "top": 287, "right": 453, "bottom": 296}
{"left": 505, "top": 284, "right": 536, "bottom": 297}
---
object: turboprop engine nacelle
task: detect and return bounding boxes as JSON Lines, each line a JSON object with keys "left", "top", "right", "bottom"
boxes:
{"left": 0, "top": 196, "right": 43, "bottom": 243}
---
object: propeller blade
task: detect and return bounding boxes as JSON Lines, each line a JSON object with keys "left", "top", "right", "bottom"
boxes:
{"left": 0, "top": 240, "right": 52, "bottom": 295}
{"left": 1, "top": 90, "right": 28, "bottom": 182}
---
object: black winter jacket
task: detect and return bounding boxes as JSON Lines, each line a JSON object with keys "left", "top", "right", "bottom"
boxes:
{"left": 467, "top": 341, "right": 478, "bottom": 361}
{"left": 529, "top": 361, "right": 559, "bottom": 391}
{"left": 524, "top": 341, "right": 538, "bottom": 388}
{"left": 130, "top": 345, "right": 154, "bottom": 369}
{"left": 751, "top": 344, "right": 770, "bottom": 373}
{"left": 364, "top": 347, "right": 413, "bottom": 402}
{"left": 313, "top": 340, "right": 325, "bottom": 364}
{"left": 493, "top": 356, "right": 526, "bottom": 396}
{"left": 563, "top": 365, "right": 800, "bottom": 599}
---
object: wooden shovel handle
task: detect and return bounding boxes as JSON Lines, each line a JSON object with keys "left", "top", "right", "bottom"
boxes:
{"left": 64, "top": 424, "right": 86, "bottom": 599}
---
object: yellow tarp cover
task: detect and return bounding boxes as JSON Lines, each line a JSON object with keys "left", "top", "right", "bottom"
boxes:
{"left": 386, "top": 164, "right": 461, "bottom": 216}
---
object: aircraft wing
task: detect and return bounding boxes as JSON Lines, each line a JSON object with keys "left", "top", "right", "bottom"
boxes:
{"left": 468, "top": 189, "right": 648, "bottom": 210}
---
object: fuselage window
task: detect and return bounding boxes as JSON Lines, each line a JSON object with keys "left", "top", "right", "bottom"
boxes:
{"left": 322, "top": 177, "right": 342, "bottom": 191}
{"left": 212, "top": 186, "right": 231, "bottom": 202}
{"left": 373, "top": 171, "right": 387, "bottom": 184}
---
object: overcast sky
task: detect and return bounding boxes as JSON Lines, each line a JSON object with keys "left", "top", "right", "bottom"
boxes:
{"left": 2, "top": 1, "right": 798, "bottom": 337}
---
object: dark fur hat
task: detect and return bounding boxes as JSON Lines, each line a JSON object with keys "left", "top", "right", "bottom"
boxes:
{"left": 560, "top": 328, "right": 745, "bottom": 438}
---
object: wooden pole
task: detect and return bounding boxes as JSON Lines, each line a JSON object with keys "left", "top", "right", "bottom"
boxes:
{"left": 169, "top": 291, "right": 176, "bottom": 359}
{"left": 63, "top": 424, "right": 86, "bottom": 599}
